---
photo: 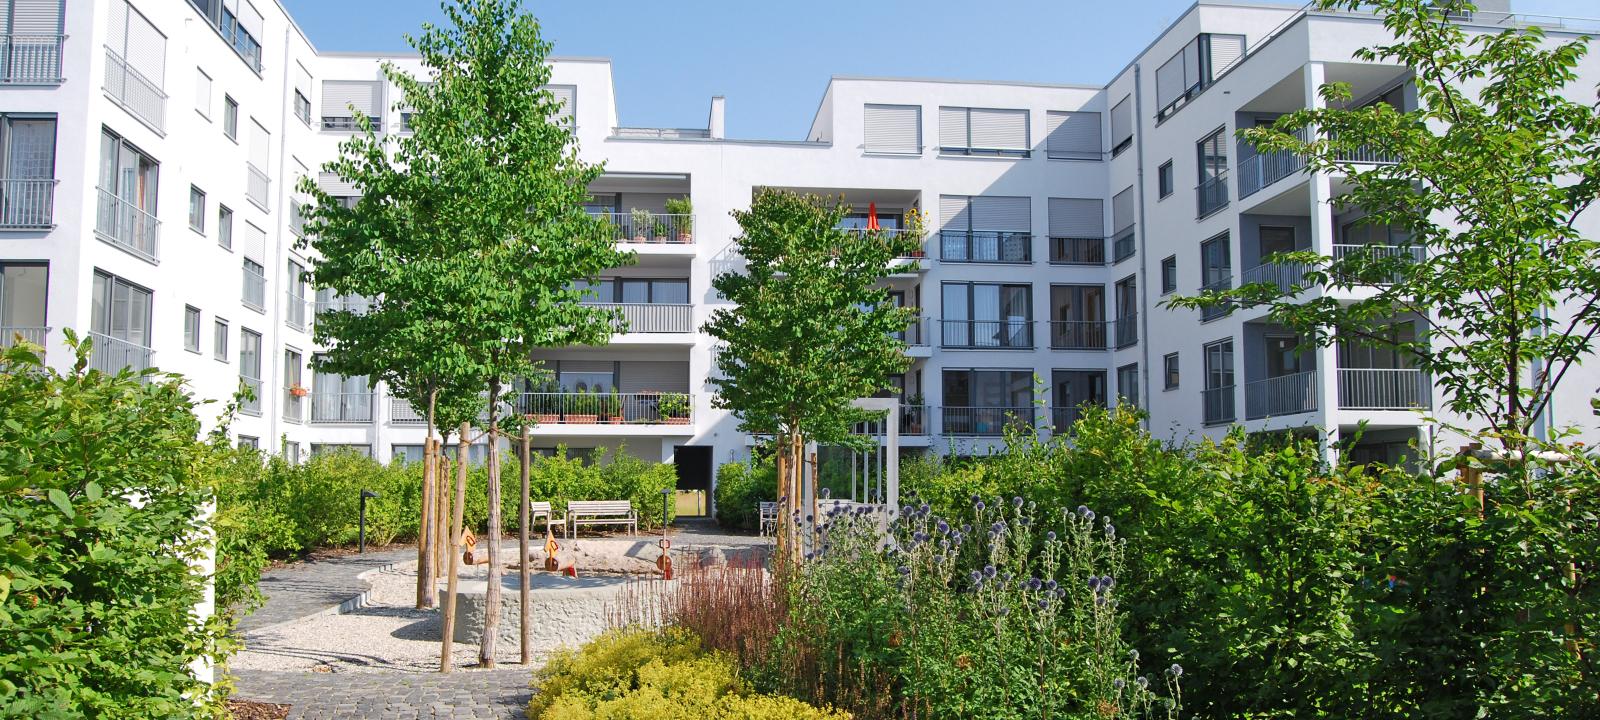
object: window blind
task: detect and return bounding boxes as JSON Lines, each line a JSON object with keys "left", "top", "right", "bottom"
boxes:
{"left": 321, "top": 80, "right": 382, "bottom": 119}
{"left": 863, "top": 104, "right": 921, "bottom": 154}
{"left": 1112, "top": 187, "right": 1135, "bottom": 234}
{"left": 1048, "top": 198, "right": 1104, "bottom": 237}
{"left": 546, "top": 85, "right": 576, "bottom": 125}
{"left": 967, "top": 108, "right": 1028, "bottom": 151}
{"left": 1045, "top": 111, "right": 1100, "bottom": 159}
{"left": 8, "top": 0, "right": 63, "bottom": 34}
{"left": 969, "top": 196, "right": 1030, "bottom": 232}
{"left": 1110, "top": 96, "right": 1132, "bottom": 151}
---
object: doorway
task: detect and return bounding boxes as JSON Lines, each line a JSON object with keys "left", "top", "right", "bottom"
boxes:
{"left": 673, "top": 445, "right": 713, "bottom": 517}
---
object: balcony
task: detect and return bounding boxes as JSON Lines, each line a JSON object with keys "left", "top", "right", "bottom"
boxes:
{"left": 1049, "top": 236, "right": 1105, "bottom": 265}
{"left": 0, "top": 325, "right": 47, "bottom": 352}
{"left": 1197, "top": 173, "right": 1229, "bottom": 218}
{"left": 1332, "top": 244, "right": 1423, "bottom": 285}
{"left": 1338, "top": 368, "right": 1429, "bottom": 410}
{"left": 900, "top": 405, "right": 930, "bottom": 436}
{"left": 286, "top": 292, "right": 307, "bottom": 330}
{"left": 1112, "top": 230, "right": 1136, "bottom": 264}
{"left": 315, "top": 295, "right": 372, "bottom": 317}
{"left": 88, "top": 332, "right": 153, "bottom": 375}
{"left": 896, "top": 317, "right": 931, "bottom": 356}
{"left": 1240, "top": 261, "right": 1309, "bottom": 295}
{"left": 283, "top": 387, "right": 304, "bottom": 423}
{"left": 939, "top": 319, "right": 1033, "bottom": 350}
{"left": 311, "top": 392, "right": 374, "bottom": 423}
{"left": 1050, "top": 406, "right": 1087, "bottom": 434}
{"left": 592, "top": 212, "right": 694, "bottom": 245}
{"left": 0, "top": 179, "right": 56, "bottom": 228}
{"left": 103, "top": 48, "right": 166, "bottom": 132}
{"left": 587, "top": 302, "right": 693, "bottom": 334}
{"left": 246, "top": 164, "right": 270, "bottom": 211}
{"left": 1245, "top": 370, "right": 1318, "bottom": 420}
{"left": 94, "top": 188, "right": 160, "bottom": 262}
{"left": 1238, "top": 129, "right": 1308, "bottom": 199}
{"left": 242, "top": 267, "right": 266, "bottom": 312}
{"left": 1200, "top": 277, "right": 1233, "bottom": 322}
{"left": 509, "top": 392, "right": 694, "bottom": 425}
{"left": 0, "top": 34, "right": 64, "bottom": 84}
{"left": 1336, "top": 144, "right": 1401, "bottom": 166}
{"left": 1202, "top": 385, "right": 1236, "bottom": 425}
{"left": 240, "top": 377, "right": 262, "bottom": 416}
{"left": 940, "top": 406, "right": 1036, "bottom": 436}
{"left": 1115, "top": 313, "right": 1138, "bottom": 349}
{"left": 939, "top": 231, "right": 1032, "bottom": 264}
{"left": 1049, "top": 320, "right": 1109, "bottom": 351}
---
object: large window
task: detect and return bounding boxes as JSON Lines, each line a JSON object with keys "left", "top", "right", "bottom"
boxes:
{"left": 239, "top": 328, "right": 262, "bottom": 415}
{"left": 96, "top": 128, "right": 160, "bottom": 261}
{"left": 1051, "top": 369, "right": 1107, "bottom": 430}
{"left": 938, "top": 106, "right": 1029, "bottom": 157}
{"left": 1114, "top": 275, "right": 1138, "bottom": 348}
{"left": 1203, "top": 339, "right": 1236, "bottom": 424}
{"left": 941, "top": 369, "right": 1035, "bottom": 435}
{"left": 0, "top": 262, "right": 48, "bottom": 337}
{"left": 1048, "top": 284, "right": 1106, "bottom": 350}
{"left": 939, "top": 195, "right": 1031, "bottom": 263}
{"left": 1045, "top": 111, "right": 1100, "bottom": 160}
{"left": 321, "top": 80, "right": 383, "bottom": 132}
{"left": 185, "top": 0, "right": 263, "bottom": 70}
{"left": 1047, "top": 197, "right": 1104, "bottom": 265}
{"left": 1200, "top": 233, "right": 1232, "bottom": 321}
{"left": 941, "top": 282, "right": 1032, "bottom": 349}
{"left": 104, "top": 2, "right": 167, "bottom": 130}
{"left": 89, "top": 270, "right": 153, "bottom": 373}
{"left": 0, "top": 114, "right": 57, "bottom": 228}
{"left": 578, "top": 278, "right": 690, "bottom": 305}
{"left": 1197, "top": 126, "right": 1229, "bottom": 218}
{"left": 1154, "top": 33, "right": 1246, "bottom": 119}
{"left": 1116, "top": 363, "right": 1140, "bottom": 408}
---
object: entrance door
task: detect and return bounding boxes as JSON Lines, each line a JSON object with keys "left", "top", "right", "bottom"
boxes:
{"left": 674, "top": 446, "right": 713, "bottom": 517}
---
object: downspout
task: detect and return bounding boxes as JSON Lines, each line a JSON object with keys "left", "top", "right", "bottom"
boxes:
{"left": 1131, "top": 65, "right": 1153, "bottom": 423}
{"left": 266, "top": 22, "right": 294, "bottom": 451}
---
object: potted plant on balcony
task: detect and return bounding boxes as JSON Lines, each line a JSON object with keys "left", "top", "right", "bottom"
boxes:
{"left": 530, "top": 380, "right": 562, "bottom": 424}
{"left": 658, "top": 392, "right": 691, "bottom": 425}
{"left": 568, "top": 388, "right": 599, "bottom": 424}
{"left": 663, "top": 197, "right": 693, "bottom": 243}
{"left": 288, "top": 384, "right": 310, "bottom": 398}
{"left": 601, "top": 389, "right": 623, "bottom": 424}
{"left": 903, "top": 393, "right": 925, "bottom": 433}
{"left": 629, "top": 207, "right": 653, "bottom": 243}
{"left": 902, "top": 207, "right": 928, "bottom": 258}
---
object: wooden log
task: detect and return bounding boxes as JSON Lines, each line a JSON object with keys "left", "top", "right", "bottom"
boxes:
{"left": 519, "top": 424, "right": 532, "bottom": 665}
{"left": 417, "top": 436, "right": 436, "bottom": 609}
{"left": 439, "top": 422, "right": 470, "bottom": 673}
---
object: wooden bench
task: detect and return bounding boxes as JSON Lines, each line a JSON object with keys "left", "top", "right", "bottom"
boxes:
{"left": 758, "top": 501, "right": 778, "bottom": 537}
{"left": 564, "top": 500, "right": 637, "bottom": 537}
{"left": 529, "top": 501, "right": 560, "bottom": 537}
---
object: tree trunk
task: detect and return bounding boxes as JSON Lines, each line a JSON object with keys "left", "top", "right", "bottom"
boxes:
{"left": 775, "top": 436, "right": 788, "bottom": 560}
{"left": 417, "top": 389, "right": 439, "bottom": 609}
{"left": 519, "top": 424, "right": 532, "bottom": 665}
{"left": 479, "top": 381, "right": 504, "bottom": 668}
{"left": 435, "top": 441, "right": 449, "bottom": 581}
{"left": 439, "top": 422, "right": 471, "bottom": 673}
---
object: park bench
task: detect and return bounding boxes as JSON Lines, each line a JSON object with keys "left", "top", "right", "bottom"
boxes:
{"left": 564, "top": 500, "right": 637, "bottom": 537}
{"left": 758, "top": 501, "right": 778, "bottom": 537}
{"left": 529, "top": 501, "right": 560, "bottom": 537}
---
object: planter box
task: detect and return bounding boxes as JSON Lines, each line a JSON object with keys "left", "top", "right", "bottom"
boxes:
{"left": 538, "top": 413, "right": 560, "bottom": 424}
{"left": 568, "top": 414, "right": 598, "bottom": 424}
{"left": 664, "top": 417, "right": 690, "bottom": 425}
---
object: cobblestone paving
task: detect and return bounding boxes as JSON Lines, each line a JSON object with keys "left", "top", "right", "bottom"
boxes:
{"left": 232, "top": 668, "right": 532, "bottom": 719}
{"left": 237, "top": 548, "right": 415, "bottom": 634}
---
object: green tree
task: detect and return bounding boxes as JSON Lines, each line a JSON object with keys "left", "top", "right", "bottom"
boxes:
{"left": 704, "top": 190, "right": 917, "bottom": 556}
{"left": 1168, "top": 0, "right": 1600, "bottom": 453}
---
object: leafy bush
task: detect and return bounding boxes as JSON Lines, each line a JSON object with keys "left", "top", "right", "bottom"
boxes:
{"left": 530, "top": 627, "right": 846, "bottom": 720}
{"left": 0, "top": 338, "right": 229, "bottom": 718}
{"left": 714, "top": 459, "right": 775, "bottom": 531}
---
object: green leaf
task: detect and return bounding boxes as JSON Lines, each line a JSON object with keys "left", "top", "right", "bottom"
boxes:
{"left": 46, "top": 488, "right": 73, "bottom": 519}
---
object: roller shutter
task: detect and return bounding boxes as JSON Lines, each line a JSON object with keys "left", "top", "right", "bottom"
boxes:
{"left": 1045, "top": 111, "right": 1100, "bottom": 160}
{"left": 1048, "top": 198, "right": 1104, "bottom": 237}
{"left": 863, "top": 104, "right": 920, "bottom": 154}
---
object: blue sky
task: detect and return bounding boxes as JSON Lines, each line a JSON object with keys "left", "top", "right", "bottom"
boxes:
{"left": 280, "top": 0, "right": 1598, "bottom": 140}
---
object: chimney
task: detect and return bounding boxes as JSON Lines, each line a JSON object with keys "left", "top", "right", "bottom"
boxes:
{"left": 708, "top": 96, "right": 725, "bottom": 139}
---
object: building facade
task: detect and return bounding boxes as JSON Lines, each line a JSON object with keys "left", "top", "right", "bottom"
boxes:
{"left": 2, "top": 0, "right": 1596, "bottom": 495}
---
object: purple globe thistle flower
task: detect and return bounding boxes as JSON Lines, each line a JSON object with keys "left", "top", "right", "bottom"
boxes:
{"left": 804, "top": 551, "right": 815, "bottom": 560}
{"left": 1012, "top": 496, "right": 1024, "bottom": 508}
{"left": 970, "top": 494, "right": 982, "bottom": 504}
{"left": 1027, "top": 577, "right": 1043, "bottom": 591}
{"left": 1018, "top": 517, "right": 1031, "bottom": 527}
{"left": 1001, "top": 572, "right": 1014, "bottom": 584}
{"left": 1045, "top": 579, "right": 1058, "bottom": 591}
{"left": 1084, "top": 509, "right": 1096, "bottom": 521}
{"left": 1076, "top": 505, "right": 1089, "bottom": 517}
{"left": 1135, "top": 676, "right": 1149, "bottom": 690}
{"left": 982, "top": 565, "right": 997, "bottom": 579}
{"left": 1113, "top": 678, "right": 1126, "bottom": 691}
{"left": 1095, "top": 594, "right": 1108, "bottom": 606}
{"left": 1168, "top": 664, "right": 1183, "bottom": 678}
{"left": 1105, "top": 524, "right": 1116, "bottom": 539}
{"left": 1046, "top": 531, "right": 1057, "bottom": 542}
{"left": 913, "top": 531, "right": 928, "bottom": 543}
{"left": 974, "top": 500, "right": 986, "bottom": 512}
{"left": 1088, "top": 576, "right": 1102, "bottom": 591}
{"left": 933, "top": 554, "right": 945, "bottom": 564}
{"left": 1055, "top": 588, "right": 1067, "bottom": 598}
{"left": 961, "top": 524, "right": 972, "bottom": 534}
{"left": 991, "top": 521, "right": 1006, "bottom": 535}
{"left": 1037, "top": 598, "right": 1050, "bottom": 610}
{"left": 919, "top": 502, "right": 930, "bottom": 515}
{"left": 969, "top": 570, "right": 982, "bottom": 583}
{"left": 936, "top": 520, "right": 950, "bottom": 534}
{"left": 1129, "top": 649, "right": 1140, "bottom": 661}
{"left": 1101, "top": 575, "right": 1115, "bottom": 589}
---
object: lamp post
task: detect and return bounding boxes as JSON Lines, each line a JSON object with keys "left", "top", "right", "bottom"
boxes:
{"left": 359, "top": 489, "right": 380, "bottom": 553}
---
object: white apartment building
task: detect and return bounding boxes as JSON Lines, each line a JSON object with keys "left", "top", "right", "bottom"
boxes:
{"left": 3, "top": 0, "right": 1596, "bottom": 497}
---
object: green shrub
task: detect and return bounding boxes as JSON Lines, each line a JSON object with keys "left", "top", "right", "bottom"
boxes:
{"left": 530, "top": 627, "right": 847, "bottom": 720}
{"left": 0, "top": 337, "right": 229, "bottom": 718}
{"left": 713, "top": 459, "right": 775, "bottom": 531}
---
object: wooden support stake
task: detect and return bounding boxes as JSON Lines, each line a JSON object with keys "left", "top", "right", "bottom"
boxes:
{"left": 1458, "top": 443, "right": 1484, "bottom": 516}
{"left": 439, "top": 423, "right": 471, "bottom": 673}
{"left": 417, "top": 436, "right": 436, "bottom": 609}
{"left": 775, "top": 440, "right": 788, "bottom": 560}
{"left": 519, "top": 424, "right": 532, "bottom": 665}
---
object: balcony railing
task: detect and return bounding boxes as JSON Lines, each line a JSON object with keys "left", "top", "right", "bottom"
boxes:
{"left": 0, "top": 325, "right": 47, "bottom": 351}
{"left": 88, "top": 332, "right": 153, "bottom": 375}
{"left": 283, "top": 387, "right": 304, "bottom": 423}
{"left": 1332, "top": 244, "right": 1423, "bottom": 285}
{"left": 611, "top": 127, "right": 711, "bottom": 140}
{"left": 1200, "top": 277, "right": 1233, "bottom": 322}
{"left": 894, "top": 316, "right": 929, "bottom": 347}
{"left": 94, "top": 187, "right": 160, "bottom": 262}
{"left": 1115, "top": 313, "right": 1138, "bottom": 348}
{"left": 941, "top": 406, "right": 1036, "bottom": 436}
{"left": 103, "top": 47, "right": 166, "bottom": 132}
{"left": 1049, "top": 236, "right": 1106, "bottom": 265}
{"left": 585, "top": 302, "right": 693, "bottom": 334}
{"left": 1197, "top": 173, "right": 1229, "bottom": 218}
{"left": 591, "top": 212, "right": 694, "bottom": 244}
{"left": 939, "top": 319, "right": 1034, "bottom": 349}
{"left": 242, "top": 267, "right": 266, "bottom": 311}
{"left": 322, "top": 116, "right": 380, "bottom": 132}
{"left": 311, "top": 392, "right": 374, "bottom": 423}
{"left": 0, "top": 178, "right": 56, "bottom": 228}
{"left": 240, "top": 376, "right": 263, "bottom": 416}
{"left": 1202, "top": 385, "right": 1236, "bottom": 425}
{"left": 1051, "top": 406, "right": 1087, "bottom": 434}
{"left": 1338, "top": 368, "right": 1429, "bottom": 410}
{"left": 510, "top": 392, "right": 694, "bottom": 425}
{"left": 315, "top": 295, "right": 372, "bottom": 316}
{"left": 1245, "top": 370, "right": 1318, "bottom": 420}
{"left": 246, "top": 164, "right": 270, "bottom": 211}
{"left": 1238, "top": 128, "right": 1308, "bottom": 199}
{"left": 939, "top": 231, "right": 1032, "bottom": 263}
{"left": 1241, "top": 260, "right": 1310, "bottom": 295}
{"left": 900, "top": 405, "right": 929, "bottom": 436}
{"left": 286, "top": 292, "right": 307, "bottom": 330}
{"left": 0, "top": 34, "right": 64, "bottom": 84}
{"left": 1336, "top": 144, "right": 1401, "bottom": 165}
{"left": 1049, "top": 320, "right": 1109, "bottom": 350}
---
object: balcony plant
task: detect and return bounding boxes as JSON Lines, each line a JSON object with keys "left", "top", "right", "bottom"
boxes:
{"left": 601, "top": 389, "right": 623, "bottom": 424}
{"left": 663, "top": 196, "right": 693, "bottom": 242}
{"left": 902, "top": 207, "right": 928, "bottom": 258}
{"left": 569, "top": 387, "right": 599, "bottom": 424}
{"left": 658, "top": 392, "right": 690, "bottom": 424}
{"left": 530, "top": 380, "right": 562, "bottom": 424}
{"left": 903, "top": 392, "right": 925, "bottom": 433}
{"left": 288, "top": 384, "right": 310, "bottom": 398}
{"left": 629, "top": 207, "right": 653, "bottom": 243}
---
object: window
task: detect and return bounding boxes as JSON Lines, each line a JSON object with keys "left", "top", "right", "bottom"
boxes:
{"left": 1116, "top": 363, "right": 1140, "bottom": 408}
{"left": 239, "top": 328, "right": 262, "bottom": 415}
{"left": 286, "top": 259, "right": 307, "bottom": 329}
{"left": 1110, "top": 95, "right": 1133, "bottom": 156}
{"left": 217, "top": 204, "right": 233, "bottom": 250}
{"left": 238, "top": 436, "right": 259, "bottom": 450}
{"left": 1161, "top": 255, "right": 1178, "bottom": 294}
{"left": 578, "top": 278, "right": 690, "bottom": 305}
{"left": 0, "top": 263, "right": 49, "bottom": 335}
{"left": 195, "top": 68, "right": 212, "bottom": 119}
{"left": 1048, "top": 284, "right": 1107, "bottom": 350}
{"left": 187, "top": 0, "right": 264, "bottom": 70}
{"left": 1200, "top": 233, "right": 1232, "bottom": 321}
{"left": 863, "top": 104, "right": 921, "bottom": 155}
{"left": 247, "top": 119, "right": 270, "bottom": 208}
{"left": 311, "top": 358, "right": 372, "bottom": 423}
{"left": 1052, "top": 370, "right": 1107, "bottom": 430}
{"left": 223, "top": 95, "right": 238, "bottom": 140}
{"left": 283, "top": 440, "right": 300, "bottom": 463}
{"left": 311, "top": 444, "right": 372, "bottom": 458}
{"left": 547, "top": 85, "right": 576, "bottom": 127}
{"left": 938, "top": 106, "right": 1029, "bottom": 157}
{"left": 321, "top": 80, "right": 383, "bottom": 131}
{"left": 1111, "top": 187, "right": 1135, "bottom": 262}
{"left": 1158, "top": 160, "right": 1174, "bottom": 198}
{"left": 283, "top": 347, "right": 303, "bottom": 421}
{"left": 96, "top": 128, "right": 160, "bottom": 261}
{"left": 184, "top": 306, "right": 201, "bottom": 352}
{"left": 1114, "top": 275, "right": 1137, "bottom": 348}
{"left": 940, "top": 282, "right": 1033, "bottom": 349}
{"left": 0, "top": 0, "right": 62, "bottom": 84}
{"left": 1047, "top": 198, "right": 1104, "bottom": 265}
{"left": 1155, "top": 33, "right": 1246, "bottom": 119}
{"left": 213, "top": 318, "right": 229, "bottom": 361}
{"left": 242, "top": 258, "right": 266, "bottom": 311}
{"left": 104, "top": 2, "right": 166, "bottom": 130}
{"left": 1163, "top": 352, "right": 1180, "bottom": 390}
{"left": 1197, "top": 126, "right": 1229, "bottom": 218}
{"left": 1045, "top": 111, "right": 1101, "bottom": 160}
{"left": 0, "top": 115, "right": 58, "bottom": 228}
{"left": 89, "top": 270, "right": 151, "bottom": 347}
{"left": 941, "top": 369, "right": 1035, "bottom": 435}
{"left": 938, "top": 195, "right": 1032, "bottom": 263}
{"left": 189, "top": 186, "right": 205, "bottom": 232}
{"left": 1203, "top": 339, "right": 1236, "bottom": 424}
{"left": 293, "top": 89, "right": 311, "bottom": 125}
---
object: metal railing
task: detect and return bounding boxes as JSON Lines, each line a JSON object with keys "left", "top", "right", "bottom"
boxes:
{"left": 103, "top": 47, "right": 166, "bottom": 132}
{"left": 1241, "top": 260, "right": 1310, "bottom": 295}
{"left": 94, "top": 187, "right": 160, "bottom": 262}
{"left": 939, "top": 231, "right": 1032, "bottom": 263}
{"left": 940, "top": 406, "right": 1036, "bottom": 436}
{"left": 611, "top": 127, "right": 711, "bottom": 139}
{"left": 242, "top": 267, "right": 266, "bottom": 311}
{"left": 841, "top": 226, "right": 928, "bottom": 260}
{"left": 390, "top": 398, "right": 425, "bottom": 425}
{"left": 510, "top": 392, "right": 694, "bottom": 424}
{"left": 1238, "top": 128, "right": 1308, "bottom": 199}
{"left": 1050, "top": 236, "right": 1106, "bottom": 265}
{"left": 314, "top": 295, "right": 372, "bottom": 316}
{"left": 283, "top": 387, "right": 304, "bottom": 423}
{"left": 1245, "top": 370, "right": 1318, "bottom": 419}
{"left": 1331, "top": 244, "right": 1423, "bottom": 284}
{"left": 240, "top": 376, "right": 263, "bottom": 416}
{"left": 88, "top": 332, "right": 153, "bottom": 375}
{"left": 1115, "top": 313, "right": 1138, "bottom": 348}
{"left": 310, "top": 392, "right": 374, "bottom": 423}
{"left": 590, "top": 212, "right": 695, "bottom": 244}
{"left": 1338, "top": 368, "right": 1429, "bottom": 410}
{"left": 286, "top": 292, "right": 307, "bottom": 330}
{"left": 0, "top": 34, "right": 64, "bottom": 84}
{"left": 1112, "top": 230, "right": 1136, "bottom": 263}
{"left": 1051, "top": 406, "right": 1086, "bottom": 434}
{"left": 321, "top": 116, "right": 381, "bottom": 132}
{"left": 585, "top": 302, "right": 693, "bottom": 333}
{"left": 894, "top": 316, "right": 929, "bottom": 347}
{"left": 900, "top": 405, "right": 929, "bottom": 436}
{"left": 0, "top": 325, "right": 47, "bottom": 351}
{"left": 246, "top": 164, "right": 270, "bottom": 211}
{"left": 1336, "top": 144, "right": 1400, "bottom": 165}
{"left": 1197, "top": 173, "right": 1229, "bottom": 218}
{"left": 1202, "top": 385, "right": 1236, "bottom": 425}
{"left": 0, "top": 178, "right": 55, "bottom": 228}
{"left": 1200, "top": 277, "right": 1233, "bottom": 322}
{"left": 1049, "top": 320, "right": 1109, "bottom": 350}
{"left": 290, "top": 200, "right": 307, "bottom": 236}
{"left": 939, "top": 319, "right": 1034, "bottom": 349}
